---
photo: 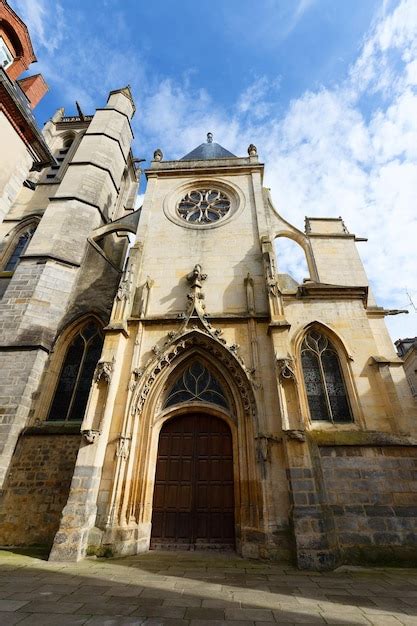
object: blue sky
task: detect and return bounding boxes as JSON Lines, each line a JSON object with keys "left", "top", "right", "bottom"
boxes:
{"left": 11, "top": 0, "right": 417, "bottom": 340}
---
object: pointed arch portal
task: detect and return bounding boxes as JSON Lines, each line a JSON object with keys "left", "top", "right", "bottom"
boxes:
{"left": 151, "top": 413, "right": 235, "bottom": 549}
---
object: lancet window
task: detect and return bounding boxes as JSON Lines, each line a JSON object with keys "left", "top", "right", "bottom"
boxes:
{"left": 301, "top": 330, "right": 352, "bottom": 423}
{"left": 47, "top": 321, "right": 103, "bottom": 422}
{"left": 165, "top": 361, "right": 229, "bottom": 409}
{"left": 4, "top": 224, "right": 37, "bottom": 272}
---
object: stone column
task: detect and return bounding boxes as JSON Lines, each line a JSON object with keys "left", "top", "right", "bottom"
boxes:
{"left": 49, "top": 330, "right": 128, "bottom": 561}
{"left": 284, "top": 434, "right": 340, "bottom": 570}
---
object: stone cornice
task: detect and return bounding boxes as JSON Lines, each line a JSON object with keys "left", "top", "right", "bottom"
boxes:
{"left": 311, "top": 430, "right": 417, "bottom": 447}
{"left": 297, "top": 282, "right": 368, "bottom": 304}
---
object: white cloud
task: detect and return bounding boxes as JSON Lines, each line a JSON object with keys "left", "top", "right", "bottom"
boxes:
{"left": 133, "top": 0, "right": 417, "bottom": 339}
{"left": 14, "top": 0, "right": 416, "bottom": 340}
{"left": 12, "top": 0, "right": 65, "bottom": 53}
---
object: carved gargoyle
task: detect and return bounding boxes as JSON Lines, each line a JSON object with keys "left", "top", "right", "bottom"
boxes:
{"left": 276, "top": 357, "right": 296, "bottom": 382}
{"left": 94, "top": 359, "right": 114, "bottom": 384}
{"left": 81, "top": 429, "right": 101, "bottom": 444}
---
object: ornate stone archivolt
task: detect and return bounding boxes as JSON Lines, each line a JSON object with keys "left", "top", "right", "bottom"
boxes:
{"left": 129, "top": 265, "right": 258, "bottom": 420}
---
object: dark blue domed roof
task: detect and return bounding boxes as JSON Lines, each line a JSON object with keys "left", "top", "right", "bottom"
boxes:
{"left": 180, "top": 133, "right": 236, "bottom": 161}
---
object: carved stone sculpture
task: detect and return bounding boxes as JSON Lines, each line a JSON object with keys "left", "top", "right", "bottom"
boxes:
{"left": 81, "top": 429, "right": 101, "bottom": 444}
{"left": 276, "top": 357, "right": 296, "bottom": 382}
{"left": 94, "top": 359, "right": 114, "bottom": 384}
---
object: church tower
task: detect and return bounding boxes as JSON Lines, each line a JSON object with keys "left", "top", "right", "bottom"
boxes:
{"left": 45, "top": 131, "right": 417, "bottom": 569}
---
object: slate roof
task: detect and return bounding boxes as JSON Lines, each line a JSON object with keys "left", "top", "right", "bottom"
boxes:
{"left": 180, "top": 134, "right": 236, "bottom": 161}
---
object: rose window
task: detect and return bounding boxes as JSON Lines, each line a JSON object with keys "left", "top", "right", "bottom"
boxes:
{"left": 177, "top": 189, "right": 230, "bottom": 224}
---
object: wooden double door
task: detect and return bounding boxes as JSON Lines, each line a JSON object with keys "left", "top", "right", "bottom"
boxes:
{"left": 151, "top": 413, "right": 235, "bottom": 549}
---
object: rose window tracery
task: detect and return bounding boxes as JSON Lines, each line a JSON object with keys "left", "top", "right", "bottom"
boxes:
{"left": 177, "top": 189, "right": 230, "bottom": 224}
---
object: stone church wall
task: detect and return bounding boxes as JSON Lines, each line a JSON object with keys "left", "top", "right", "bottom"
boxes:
{"left": 319, "top": 445, "right": 417, "bottom": 564}
{"left": 0, "top": 431, "right": 80, "bottom": 546}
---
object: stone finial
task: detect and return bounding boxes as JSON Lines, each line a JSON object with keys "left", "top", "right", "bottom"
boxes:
{"left": 248, "top": 143, "right": 257, "bottom": 156}
{"left": 207, "top": 132, "right": 213, "bottom": 143}
{"left": 153, "top": 148, "right": 163, "bottom": 161}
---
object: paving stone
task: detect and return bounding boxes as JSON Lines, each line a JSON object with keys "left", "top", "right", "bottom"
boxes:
{"left": 17, "top": 614, "right": 91, "bottom": 625}
{"left": 104, "top": 587, "right": 144, "bottom": 597}
{"left": 365, "top": 618, "right": 403, "bottom": 625}
{"left": 320, "top": 612, "right": 371, "bottom": 624}
{"left": 131, "top": 607, "right": 187, "bottom": 619}
{"left": 163, "top": 597, "right": 202, "bottom": 607}
{"left": 0, "top": 612, "right": 29, "bottom": 625}
{"left": 85, "top": 618, "right": 146, "bottom": 625}
{"left": 190, "top": 621, "right": 254, "bottom": 626}
{"left": 16, "top": 600, "right": 84, "bottom": 614}
{"left": 273, "top": 609, "right": 325, "bottom": 623}
{"left": 0, "top": 599, "right": 30, "bottom": 611}
{"left": 185, "top": 607, "right": 225, "bottom": 619}
{"left": 76, "top": 602, "right": 137, "bottom": 616}
{"left": 225, "top": 608, "right": 275, "bottom": 621}
{"left": 201, "top": 599, "right": 238, "bottom": 608}
{"left": 143, "top": 620, "right": 190, "bottom": 626}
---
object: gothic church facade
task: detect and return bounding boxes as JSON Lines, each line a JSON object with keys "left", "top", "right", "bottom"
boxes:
{"left": 1, "top": 5, "right": 417, "bottom": 571}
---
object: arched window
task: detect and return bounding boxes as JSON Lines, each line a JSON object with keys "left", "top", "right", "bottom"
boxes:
{"left": 47, "top": 321, "right": 104, "bottom": 422}
{"left": 4, "top": 223, "right": 37, "bottom": 272}
{"left": 301, "top": 329, "right": 352, "bottom": 423}
{"left": 164, "top": 361, "right": 229, "bottom": 409}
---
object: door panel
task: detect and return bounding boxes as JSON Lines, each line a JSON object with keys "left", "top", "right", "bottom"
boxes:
{"left": 151, "top": 413, "right": 235, "bottom": 548}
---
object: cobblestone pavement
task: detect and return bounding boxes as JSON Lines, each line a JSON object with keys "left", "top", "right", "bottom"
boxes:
{"left": 0, "top": 549, "right": 416, "bottom": 625}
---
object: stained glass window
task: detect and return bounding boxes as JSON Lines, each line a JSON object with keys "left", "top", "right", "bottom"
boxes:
{"left": 301, "top": 330, "right": 352, "bottom": 423}
{"left": 47, "top": 321, "right": 104, "bottom": 422}
{"left": 165, "top": 361, "right": 229, "bottom": 409}
{"left": 4, "top": 225, "right": 37, "bottom": 272}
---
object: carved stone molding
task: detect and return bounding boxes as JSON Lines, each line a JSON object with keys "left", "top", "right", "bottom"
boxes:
{"left": 128, "top": 367, "right": 144, "bottom": 391}
{"left": 116, "top": 264, "right": 134, "bottom": 302}
{"left": 244, "top": 273, "right": 255, "bottom": 315}
{"left": 132, "top": 331, "right": 257, "bottom": 420}
{"left": 94, "top": 358, "right": 115, "bottom": 384}
{"left": 284, "top": 429, "right": 306, "bottom": 442}
{"left": 255, "top": 433, "right": 282, "bottom": 462}
{"left": 81, "top": 429, "right": 101, "bottom": 444}
{"left": 129, "top": 265, "right": 258, "bottom": 420}
{"left": 276, "top": 357, "right": 296, "bottom": 382}
{"left": 116, "top": 435, "right": 131, "bottom": 459}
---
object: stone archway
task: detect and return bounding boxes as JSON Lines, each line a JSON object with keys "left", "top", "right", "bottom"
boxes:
{"left": 151, "top": 412, "right": 235, "bottom": 550}
{"left": 108, "top": 330, "right": 265, "bottom": 558}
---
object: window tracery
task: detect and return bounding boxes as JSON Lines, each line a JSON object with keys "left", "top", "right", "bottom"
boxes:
{"left": 47, "top": 321, "right": 104, "bottom": 422}
{"left": 4, "top": 223, "right": 37, "bottom": 272}
{"left": 301, "top": 330, "right": 352, "bottom": 423}
{"left": 177, "top": 189, "right": 230, "bottom": 224}
{"left": 165, "top": 361, "right": 229, "bottom": 409}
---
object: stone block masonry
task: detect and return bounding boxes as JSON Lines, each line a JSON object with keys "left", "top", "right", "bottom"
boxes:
{"left": 320, "top": 445, "right": 417, "bottom": 564}
{"left": 0, "top": 431, "right": 80, "bottom": 546}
